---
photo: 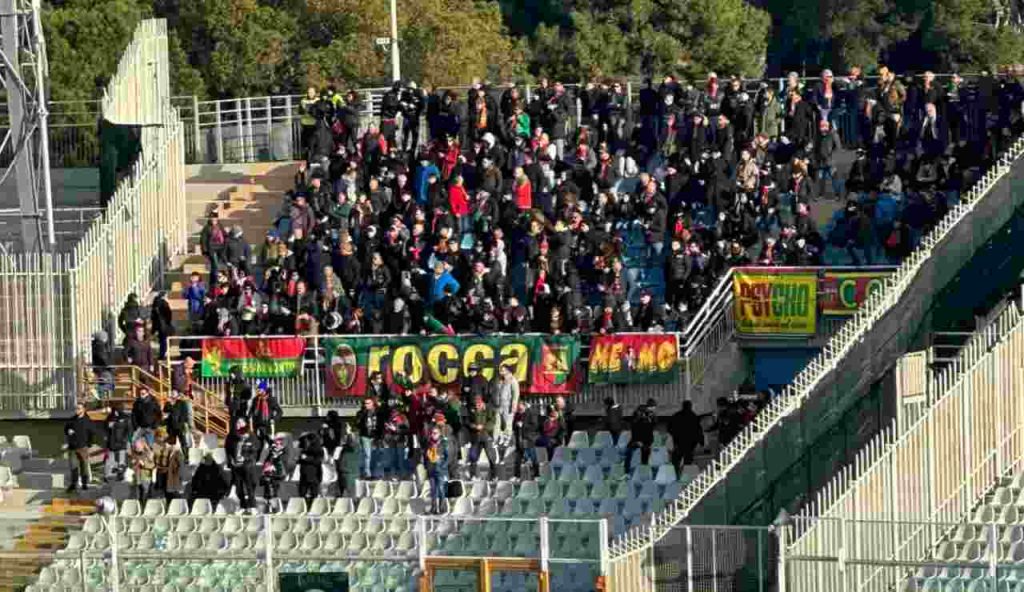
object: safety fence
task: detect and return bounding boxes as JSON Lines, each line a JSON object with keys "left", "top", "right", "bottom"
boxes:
{"left": 3, "top": 513, "right": 607, "bottom": 592}
{"left": 784, "top": 301, "right": 1024, "bottom": 591}
{"left": 604, "top": 129, "right": 1024, "bottom": 567}
{"left": 17, "top": 72, "right": 996, "bottom": 167}
{"left": 0, "top": 19, "right": 186, "bottom": 415}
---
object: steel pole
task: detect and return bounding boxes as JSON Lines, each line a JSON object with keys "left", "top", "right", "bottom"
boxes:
{"left": 389, "top": 0, "right": 401, "bottom": 82}
{"left": 31, "top": 0, "right": 55, "bottom": 249}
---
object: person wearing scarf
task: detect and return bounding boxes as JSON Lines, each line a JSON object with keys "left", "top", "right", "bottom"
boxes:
{"left": 248, "top": 381, "right": 282, "bottom": 443}
{"left": 423, "top": 424, "right": 449, "bottom": 514}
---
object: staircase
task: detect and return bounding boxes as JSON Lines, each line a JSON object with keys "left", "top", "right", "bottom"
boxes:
{"left": 166, "top": 162, "right": 299, "bottom": 338}
{"left": 0, "top": 496, "right": 94, "bottom": 592}
{"left": 81, "top": 364, "right": 231, "bottom": 438}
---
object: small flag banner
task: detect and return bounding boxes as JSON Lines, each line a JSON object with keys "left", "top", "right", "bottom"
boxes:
{"left": 588, "top": 334, "right": 680, "bottom": 385}
{"left": 201, "top": 337, "right": 306, "bottom": 378}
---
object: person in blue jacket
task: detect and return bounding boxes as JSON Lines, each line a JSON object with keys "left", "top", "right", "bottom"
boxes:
{"left": 428, "top": 261, "right": 460, "bottom": 305}
{"left": 413, "top": 155, "right": 440, "bottom": 207}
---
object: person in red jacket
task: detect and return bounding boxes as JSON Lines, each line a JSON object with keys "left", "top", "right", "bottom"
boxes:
{"left": 513, "top": 167, "right": 532, "bottom": 211}
{"left": 448, "top": 175, "right": 472, "bottom": 235}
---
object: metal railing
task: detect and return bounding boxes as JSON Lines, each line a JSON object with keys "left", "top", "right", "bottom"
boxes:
{"left": 0, "top": 19, "right": 186, "bottom": 415}
{"left": 605, "top": 134, "right": 1024, "bottom": 565}
{"left": 784, "top": 302, "right": 1024, "bottom": 592}
{"left": 20, "top": 72, "right": 999, "bottom": 166}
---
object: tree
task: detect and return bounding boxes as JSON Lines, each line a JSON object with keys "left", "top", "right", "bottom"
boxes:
{"left": 43, "top": 0, "right": 150, "bottom": 102}
{"left": 529, "top": 0, "right": 767, "bottom": 81}
{"left": 658, "top": 0, "right": 771, "bottom": 77}
{"left": 156, "top": 0, "right": 300, "bottom": 98}
{"left": 303, "top": 0, "right": 523, "bottom": 87}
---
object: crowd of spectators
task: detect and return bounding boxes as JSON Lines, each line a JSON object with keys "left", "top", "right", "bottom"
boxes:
{"left": 173, "top": 67, "right": 1024, "bottom": 343}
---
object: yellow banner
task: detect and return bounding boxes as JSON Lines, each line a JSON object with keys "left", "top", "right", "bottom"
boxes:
{"left": 733, "top": 271, "right": 817, "bottom": 335}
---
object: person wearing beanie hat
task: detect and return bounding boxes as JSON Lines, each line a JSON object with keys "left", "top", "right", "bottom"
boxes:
{"left": 248, "top": 381, "right": 282, "bottom": 444}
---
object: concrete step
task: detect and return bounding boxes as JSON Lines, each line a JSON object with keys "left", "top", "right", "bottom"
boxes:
{"left": 18, "top": 472, "right": 64, "bottom": 490}
{"left": 20, "top": 459, "right": 60, "bottom": 474}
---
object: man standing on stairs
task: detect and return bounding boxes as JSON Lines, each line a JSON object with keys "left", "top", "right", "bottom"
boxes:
{"left": 63, "top": 403, "right": 100, "bottom": 492}
{"left": 131, "top": 387, "right": 161, "bottom": 446}
{"left": 164, "top": 390, "right": 193, "bottom": 458}
{"left": 150, "top": 291, "right": 174, "bottom": 361}
{"left": 200, "top": 214, "right": 228, "bottom": 286}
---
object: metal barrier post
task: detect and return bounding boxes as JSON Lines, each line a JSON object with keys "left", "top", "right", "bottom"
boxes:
{"left": 215, "top": 100, "right": 224, "bottom": 164}
{"left": 245, "top": 97, "right": 254, "bottom": 162}
{"left": 236, "top": 99, "right": 244, "bottom": 163}
{"left": 648, "top": 514, "right": 657, "bottom": 589}
{"left": 989, "top": 522, "right": 998, "bottom": 588}
{"left": 539, "top": 516, "right": 549, "bottom": 573}
{"left": 109, "top": 514, "right": 119, "bottom": 592}
{"left": 265, "top": 96, "right": 272, "bottom": 160}
{"left": 78, "top": 548, "right": 88, "bottom": 592}
{"left": 417, "top": 516, "right": 427, "bottom": 571}
{"left": 776, "top": 524, "right": 788, "bottom": 592}
{"left": 191, "top": 95, "right": 201, "bottom": 162}
{"left": 599, "top": 518, "right": 609, "bottom": 578}
{"left": 264, "top": 513, "right": 274, "bottom": 592}
{"left": 284, "top": 95, "right": 294, "bottom": 159}
{"left": 314, "top": 333, "right": 324, "bottom": 410}
{"left": 685, "top": 526, "right": 694, "bottom": 592}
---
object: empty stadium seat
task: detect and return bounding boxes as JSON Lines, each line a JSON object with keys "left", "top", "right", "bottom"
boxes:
{"left": 567, "top": 432, "right": 590, "bottom": 449}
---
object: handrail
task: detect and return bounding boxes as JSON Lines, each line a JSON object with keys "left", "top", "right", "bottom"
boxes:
{"left": 83, "top": 364, "right": 230, "bottom": 437}
{"left": 607, "top": 136, "right": 1024, "bottom": 558}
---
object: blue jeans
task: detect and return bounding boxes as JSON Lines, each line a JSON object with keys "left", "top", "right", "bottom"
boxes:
{"left": 387, "top": 446, "right": 407, "bottom": 478}
{"left": 648, "top": 241, "right": 664, "bottom": 260}
{"left": 429, "top": 470, "right": 447, "bottom": 502}
{"left": 359, "top": 437, "right": 375, "bottom": 479}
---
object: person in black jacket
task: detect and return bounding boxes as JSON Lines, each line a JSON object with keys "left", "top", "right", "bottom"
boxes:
{"left": 131, "top": 388, "right": 161, "bottom": 445}
{"left": 64, "top": 403, "right": 99, "bottom": 492}
{"left": 625, "top": 399, "right": 657, "bottom": 475}
{"left": 91, "top": 331, "right": 114, "bottom": 398}
{"left": 248, "top": 381, "right": 283, "bottom": 444}
{"left": 512, "top": 401, "right": 540, "bottom": 480}
{"left": 149, "top": 291, "right": 174, "bottom": 360}
{"left": 164, "top": 390, "right": 193, "bottom": 457}
{"left": 105, "top": 405, "right": 133, "bottom": 482}
{"left": 225, "top": 367, "right": 252, "bottom": 433}
{"left": 355, "top": 397, "right": 381, "bottom": 479}
{"left": 603, "top": 397, "right": 624, "bottom": 446}
{"left": 188, "top": 452, "right": 229, "bottom": 510}
{"left": 297, "top": 432, "right": 325, "bottom": 506}
{"left": 225, "top": 419, "right": 262, "bottom": 513}
{"left": 668, "top": 400, "right": 704, "bottom": 468}
{"left": 380, "top": 81, "right": 402, "bottom": 147}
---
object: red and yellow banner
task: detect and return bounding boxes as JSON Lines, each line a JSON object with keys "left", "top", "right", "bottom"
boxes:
{"left": 588, "top": 334, "right": 679, "bottom": 384}
{"left": 733, "top": 270, "right": 817, "bottom": 335}
{"left": 201, "top": 337, "right": 306, "bottom": 378}
{"left": 323, "top": 335, "right": 580, "bottom": 397}
{"left": 819, "top": 271, "right": 889, "bottom": 316}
